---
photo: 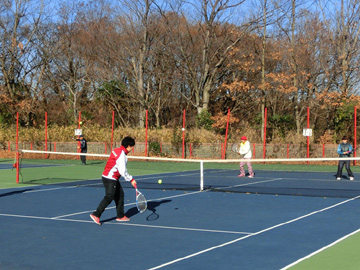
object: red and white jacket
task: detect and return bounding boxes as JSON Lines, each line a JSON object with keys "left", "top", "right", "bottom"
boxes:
{"left": 102, "top": 146, "right": 133, "bottom": 181}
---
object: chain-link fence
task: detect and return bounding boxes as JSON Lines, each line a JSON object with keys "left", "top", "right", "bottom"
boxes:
{"left": 1, "top": 141, "right": 346, "bottom": 160}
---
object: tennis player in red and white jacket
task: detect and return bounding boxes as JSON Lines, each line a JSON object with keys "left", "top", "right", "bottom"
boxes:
{"left": 90, "top": 136, "right": 137, "bottom": 225}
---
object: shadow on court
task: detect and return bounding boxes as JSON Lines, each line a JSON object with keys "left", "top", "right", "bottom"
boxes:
{"left": 101, "top": 199, "right": 172, "bottom": 224}
{"left": 0, "top": 188, "right": 33, "bottom": 198}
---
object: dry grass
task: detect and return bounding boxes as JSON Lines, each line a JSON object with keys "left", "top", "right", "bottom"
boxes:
{"left": 0, "top": 123, "right": 336, "bottom": 146}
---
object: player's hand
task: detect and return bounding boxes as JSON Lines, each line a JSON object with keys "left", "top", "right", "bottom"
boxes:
{"left": 130, "top": 179, "right": 137, "bottom": 187}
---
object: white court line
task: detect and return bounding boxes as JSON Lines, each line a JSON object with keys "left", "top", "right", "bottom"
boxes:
{"left": 106, "top": 221, "right": 252, "bottom": 235}
{"left": 146, "top": 194, "right": 360, "bottom": 270}
{"left": 52, "top": 191, "right": 203, "bottom": 219}
{"left": 214, "top": 178, "right": 284, "bottom": 190}
{"left": 24, "top": 186, "right": 78, "bottom": 192}
{"left": 280, "top": 227, "right": 360, "bottom": 269}
{"left": 204, "top": 168, "right": 355, "bottom": 182}
{"left": 0, "top": 212, "right": 252, "bottom": 235}
{"left": 213, "top": 176, "right": 360, "bottom": 191}
{"left": 3, "top": 185, "right": 360, "bottom": 268}
{"left": 0, "top": 189, "right": 251, "bottom": 235}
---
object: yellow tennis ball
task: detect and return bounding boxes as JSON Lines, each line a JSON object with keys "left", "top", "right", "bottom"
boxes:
{"left": 79, "top": 121, "right": 83, "bottom": 125}
{"left": 158, "top": 179, "right": 162, "bottom": 184}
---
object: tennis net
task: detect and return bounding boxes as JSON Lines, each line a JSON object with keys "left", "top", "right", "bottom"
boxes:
{"left": 16, "top": 150, "right": 360, "bottom": 198}
{"left": 17, "top": 150, "right": 202, "bottom": 190}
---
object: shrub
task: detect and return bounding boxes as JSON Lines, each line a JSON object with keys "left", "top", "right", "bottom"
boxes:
{"left": 196, "top": 110, "right": 214, "bottom": 130}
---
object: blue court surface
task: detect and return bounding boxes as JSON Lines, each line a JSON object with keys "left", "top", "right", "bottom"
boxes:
{"left": 1, "top": 171, "right": 360, "bottom": 269}
{"left": 0, "top": 163, "right": 64, "bottom": 170}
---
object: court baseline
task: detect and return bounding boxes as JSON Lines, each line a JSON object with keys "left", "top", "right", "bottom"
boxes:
{"left": 147, "top": 194, "right": 360, "bottom": 270}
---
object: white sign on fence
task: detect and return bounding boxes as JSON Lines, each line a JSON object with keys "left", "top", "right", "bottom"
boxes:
{"left": 74, "top": 129, "right": 82, "bottom": 136}
{"left": 303, "top": 128, "right": 312, "bottom": 137}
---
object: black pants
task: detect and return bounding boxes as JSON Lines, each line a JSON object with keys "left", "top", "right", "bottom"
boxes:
{"left": 92, "top": 177, "right": 125, "bottom": 218}
{"left": 80, "top": 150, "right": 86, "bottom": 165}
{"left": 337, "top": 160, "right": 353, "bottom": 177}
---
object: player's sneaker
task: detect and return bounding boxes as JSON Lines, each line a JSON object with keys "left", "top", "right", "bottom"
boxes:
{"left": 248, "top": 175, "right": 254, "bottom": 178}
{"left": 90, "top": 214, "right": 101, "bottom": 225}
{"left": 116, "top": 216, "right": 130, "bottom": 222}
{"left": 336, "top": 177, "right": 341, "bottom": 180}
{"left": 237, "top": 174, "right": 245, "bottom": 177}
{"left": 350, "top": 176, "right": 354, "bottom": 181}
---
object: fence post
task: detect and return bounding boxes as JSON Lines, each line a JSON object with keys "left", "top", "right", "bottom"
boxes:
{"left": 307, "top": 107, "right": 310, "bottom": 163}
{"left": 182, "top": 109, "right": 186, "bottom": 159}
{"left": 145, "top": 110, "right": 148, "bottom": 157}
{"left": 287, "top": 144, "right": 289, "bottom": 158}
{"left": 263, "top": 108, "right": 267, "bottom": 159}
{"left": 190, "top": 143, "right": 192, "bottom": 158}
{"left": 16, "top": 151, "right": 19, "bottom": 184}
{"left": 16, "top": 112, "right": 19, "bottom": 152}
{"left": 223, "top": 109, "right": 230, "bottom": 159}
{"left": 354, "top": 106, "right": 357, "bottom": 165}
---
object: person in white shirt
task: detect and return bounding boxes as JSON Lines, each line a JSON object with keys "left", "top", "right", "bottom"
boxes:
{"left": 237, "top": 136, "right": 254, "bottom": 178}
{"left": 90, "top": 136, "right": 137, "bottom": 225}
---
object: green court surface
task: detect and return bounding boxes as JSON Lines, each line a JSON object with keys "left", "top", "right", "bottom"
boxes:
{"left": 288, "top": 230, "right": 360, "bottom": 270}
{"left": 1, "top": 157, "right": 360, "bottom": 269}
{"left": 0, "top": 159, "right": 21, "bottom": 189}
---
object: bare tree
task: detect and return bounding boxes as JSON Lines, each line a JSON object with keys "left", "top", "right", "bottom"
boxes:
{"left": 271, "top": 0, "right": 318, "bottom": 134}
{"left": 162, "top": 0, "right": 257, "bottom": 116}
{"left": 319, "top": 0, "right": 360, "bottom": 96}
{"left": 43, "top": 0, "right": 103, "bottom": 123}
{"left": 111, "top": 0, "right": 160, "bottom": 127}
{"left": 0, "top": 0, "right": 49, "bottom": 124}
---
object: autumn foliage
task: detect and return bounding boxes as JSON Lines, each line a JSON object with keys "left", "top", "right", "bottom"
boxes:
{"left": 1, "top": 0, "right": 360, "bottom": 145}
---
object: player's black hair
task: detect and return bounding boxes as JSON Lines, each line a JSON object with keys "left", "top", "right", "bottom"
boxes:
{"left": 121, "top": 136, "right": 135, "bottom": 148}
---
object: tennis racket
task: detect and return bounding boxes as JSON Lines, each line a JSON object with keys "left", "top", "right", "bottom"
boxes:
{"left": 134, "top": 183, "right": 147, "bottom": 213}
{"left": 347, "top": 147, "right": 359, "bottom": 155}
{"left": 231, "top": 143, "right": 238, "bottom": 153}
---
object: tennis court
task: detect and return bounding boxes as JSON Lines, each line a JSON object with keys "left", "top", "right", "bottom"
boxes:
{"left": 1, "top": 153, "right": 360, "bottom": 269}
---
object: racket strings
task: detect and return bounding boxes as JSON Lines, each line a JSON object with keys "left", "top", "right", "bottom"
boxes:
{"left": 137, "top": 194, "right": 147, "bottom": 213}
{"left": 231, "top": 143, "right": 238, "bottom": 152}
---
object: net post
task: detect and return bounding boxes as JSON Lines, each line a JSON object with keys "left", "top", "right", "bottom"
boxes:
{"left": 200, "top": 160, "right": 204, "bottom": 191}
{"left": 16, "top": 151, "right": 20, "bottom": 184}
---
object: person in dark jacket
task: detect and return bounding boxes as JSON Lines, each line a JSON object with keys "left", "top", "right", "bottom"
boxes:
{"left": 336, "top": 136, "right": 354, "bottom": 181}
{"left": 76, "top": 135, "right": 87, "bottom": 165}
